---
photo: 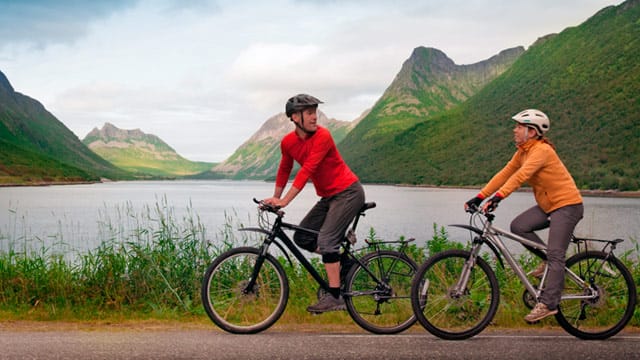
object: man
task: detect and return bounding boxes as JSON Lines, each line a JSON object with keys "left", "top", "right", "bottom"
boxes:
{"left": 262, "top": 93, "right": 365, "bottom": 313}
{"left": 465, "top": 109, "right": 583, "bottom": 323}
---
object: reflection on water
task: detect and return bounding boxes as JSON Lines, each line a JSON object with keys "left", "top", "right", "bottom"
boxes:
{"left": 1, "top": 180, "right": 639, "bottom": 255}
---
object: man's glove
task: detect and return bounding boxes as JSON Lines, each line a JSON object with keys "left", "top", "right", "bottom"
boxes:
{"left": 465, "top": 195, "right": 484, "bottom": 211}
{"left": 485, "top": 194, "right": 503, "bottom": 212}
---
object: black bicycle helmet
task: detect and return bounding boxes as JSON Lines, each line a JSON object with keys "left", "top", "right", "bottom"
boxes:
{"left": 285, "top": 94, "right": 323, "bottom": 117}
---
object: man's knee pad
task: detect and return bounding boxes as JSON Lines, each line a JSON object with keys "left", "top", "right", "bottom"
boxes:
{"left": 293, "top": 231, "right": 318, "bottom": 252}
{"left": 322, "top": 252, "right": 340, "bottom": 263}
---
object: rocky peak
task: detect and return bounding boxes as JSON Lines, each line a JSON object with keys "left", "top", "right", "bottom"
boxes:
{"left": 86, "top": 122, "right": 147, "bottom": 141}
{"left": 83, "top": 122, "right": 175, "bottom": 154}
{"left": 0, "top": 70, "right": 14, "bottom": 94}
{"left": 379, "top": 46, "right": 524, "bottom": 118}
{"left": 407, "top": 47, "right": 456, "bottom": 73}
{"left": 244, "top": 111, "right": 350, "bottom": 144}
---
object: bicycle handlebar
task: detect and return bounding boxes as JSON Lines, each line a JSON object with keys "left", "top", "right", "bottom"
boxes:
{"left": 466, "top": 204, "right": 495, "bottom": 222}
{"left": 253, "top": 198, "right": 284, "bottom": 216}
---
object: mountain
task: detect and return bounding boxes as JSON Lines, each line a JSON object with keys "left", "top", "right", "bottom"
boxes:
{"left": 212, "top": 111, "right": 359, "bottom": 179}
{"left": 0, "top": 71, "right": 129, "bottom": 185}
{"left": 83, "top": 123, "right": 215, "bottom": 177}
{"left": 338, "top": 46, "right": 524, "bottom": 176}
{"left": 341, "top": 0, "right": 640, "bottom": 190}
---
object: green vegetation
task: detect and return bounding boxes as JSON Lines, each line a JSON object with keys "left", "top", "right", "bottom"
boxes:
{"left": 82, "top": 123, "right": 216, "bottom": 178}
{"left": 339, "top": 1, "right": 640, "bottom": 190}
{"left": 1, "top": 202, "right": 638, "bottom": 329}
{"left": 4, "top": 3, "right": 639, "bottom": 189}
{"left": 0, "top": 139, "right": 98, "bottom": 185}
{"left": 339, "top": 46, "right": 523, "bottom": 184}
{"left": 0, "top": 72, "right": 131, "bottom": 184}
{"left": 91, "top": 146, "right": 215, "bottom": 178}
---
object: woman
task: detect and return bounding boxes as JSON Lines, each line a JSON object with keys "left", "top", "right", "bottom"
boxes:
{"left": 464, "top": 109, "right": 583, "bottom": 323}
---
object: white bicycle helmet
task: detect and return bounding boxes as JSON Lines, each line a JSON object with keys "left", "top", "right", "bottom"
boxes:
{"left": 512, "top": 109, "right": 550, "bottom": 136}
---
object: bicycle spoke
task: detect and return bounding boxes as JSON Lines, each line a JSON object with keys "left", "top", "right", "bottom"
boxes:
{"left": 556, "top": 251, "right": 636, "bottom": 340}
{"left": 345, "top": 251, "right": 417, "bottom": 334}
{"left": 202, "top": 248, "right": 289, "bottom": 334}
{"left": 411, "top": 249, "right": 499, "bottom": 340}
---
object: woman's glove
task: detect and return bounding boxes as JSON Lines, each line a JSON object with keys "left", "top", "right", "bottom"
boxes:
{"left": 465, "top": 195, "right": 484, "bottom": 211}
{"left": 484, "top": 194, "right": 503, "bottom": 212}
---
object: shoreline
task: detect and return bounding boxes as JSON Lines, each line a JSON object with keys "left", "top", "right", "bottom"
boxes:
{"left": 2, "top": 179, "right": 640, "bottom": 198}
{"left": 393, "top": 183, "right": 640, "bottom": 198}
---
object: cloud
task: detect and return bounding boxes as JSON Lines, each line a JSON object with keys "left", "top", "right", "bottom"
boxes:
{"left": 0, "top": 0, "right": 136, "bottom": 49}
{"left": 0, "top": 0, "right": 621, "bottom": 162}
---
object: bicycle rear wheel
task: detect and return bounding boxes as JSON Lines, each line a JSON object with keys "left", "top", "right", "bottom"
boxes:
{"left": 344, "top": 250, "right": 418, "bottom": 334}
{"left": 201, "top": 247, "right": 289, "bottom": 334}
{"left": 410, "top": 249, "right": 500, "bottom": 340}
{"left": 555, "top": 250, "right": 637, "bottom": 340}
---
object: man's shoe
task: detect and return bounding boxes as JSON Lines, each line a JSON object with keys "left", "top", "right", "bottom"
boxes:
{"left": 307, "top": 293, "right": 346, "bottom": 313}
{"left": 524, "top": 303, "right": 558, "bottom": 323}
{"left": 528, "top": 262, "right": 547, "bottom": 279}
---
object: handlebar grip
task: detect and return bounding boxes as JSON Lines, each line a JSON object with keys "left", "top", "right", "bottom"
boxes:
{"left": 253, "top": 198, "right": 281, "bottom": 213}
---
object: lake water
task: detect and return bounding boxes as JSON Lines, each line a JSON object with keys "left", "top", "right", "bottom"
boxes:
{"left": 1, "top": 180, "right": 639, "bottom": 256}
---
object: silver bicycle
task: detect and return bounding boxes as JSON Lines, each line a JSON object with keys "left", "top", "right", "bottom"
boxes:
{"left": 410, "top": 206, "right": 637, "bottom": 340}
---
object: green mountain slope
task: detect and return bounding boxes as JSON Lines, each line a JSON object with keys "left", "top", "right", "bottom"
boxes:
{"left": 213, "top": 111, "right": 357, "bottom": 179}
{"left": 83, "top": 123, "right": 215, "bottom": 177}
{"left": 339, "top": 46, "right": 524, "bottom": 176}
{"left": 0, "top": 71, "right": 129, "bottom": 185}
{"left": 350, "top": 0, "right": 640, "bottom": 190}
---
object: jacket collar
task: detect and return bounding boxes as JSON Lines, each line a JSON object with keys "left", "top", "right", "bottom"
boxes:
{"left": 517, "top": 138, "right": 540, "bottom": 152}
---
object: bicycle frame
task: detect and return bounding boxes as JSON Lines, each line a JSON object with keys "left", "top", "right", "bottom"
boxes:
{"left": 239, "top": 202, "right": 385, "bottom": 295}
{"left": 240, "top": 214, "right": 334, "bottom": 293}
{"left": 451, "top": 211, "right": 603, "bottom": 304}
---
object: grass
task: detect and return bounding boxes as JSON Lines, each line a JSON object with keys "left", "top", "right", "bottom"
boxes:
{"left": 0, "top": 200, "right": 638, "bottom": 331}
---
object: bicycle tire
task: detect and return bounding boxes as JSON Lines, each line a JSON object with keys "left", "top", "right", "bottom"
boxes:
{"left": 344, "top": 250, "right": 418, "bottom": 334}
{"left": 201, "top": 247, "right": 289, "bottom": 334}
{"left": 410, "top": 249, "right": 500, "bottom": 340}
{"left": 555, "top": 250, "right": 637, "bottom": 340}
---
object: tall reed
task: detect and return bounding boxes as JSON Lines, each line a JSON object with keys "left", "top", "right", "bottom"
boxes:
{"left": 0, "top": 197, "right": 216, "bottom": 318}
{"left": 0, "top": 203, "right": 638, "bottom": 329}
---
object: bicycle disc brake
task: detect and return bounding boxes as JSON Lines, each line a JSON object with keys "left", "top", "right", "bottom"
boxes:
{"left": 583, "top": 284, "right": 605, "bottom": 308}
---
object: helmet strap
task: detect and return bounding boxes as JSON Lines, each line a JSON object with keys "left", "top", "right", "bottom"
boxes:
{"left": 293, "top": 109, "right": 316, "bottom": 135}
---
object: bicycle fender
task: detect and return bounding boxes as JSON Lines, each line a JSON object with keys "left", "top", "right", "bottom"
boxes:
{"left": 238, "top": 227, "right": 293, "bottom": 266}
{"left": 449, "top": 224, "right": 504, "bottom": 269}
{"left": 449, "top": 224, "right": 483, "bottom": 236}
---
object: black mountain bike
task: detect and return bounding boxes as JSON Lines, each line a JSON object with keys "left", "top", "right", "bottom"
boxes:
{"left": 201, "top": 199, "right": 418, "bottom": 334}
{"left": 411, "top": 206, "right": 637, "bottom": 340}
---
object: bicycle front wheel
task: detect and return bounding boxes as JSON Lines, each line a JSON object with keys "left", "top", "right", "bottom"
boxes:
{"left": 556, "top": 250, "right": 637, "bottom": 340}
{"left": 411, "top": 249, "right": 500, "bottom": 340}
{"left": 201, "top": 247, "right": 289, "bottom": 334}
{"left": 344, "top": 250, "right": 418, "bottom": 334}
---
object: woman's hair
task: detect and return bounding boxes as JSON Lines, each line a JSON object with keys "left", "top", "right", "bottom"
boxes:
{"left": 540, "top": 136, "right": 555, "bottom": 150}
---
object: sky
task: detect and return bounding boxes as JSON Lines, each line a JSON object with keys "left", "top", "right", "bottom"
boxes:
{"left": 0, "top": 0, "right": 622, "bottom": 163}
